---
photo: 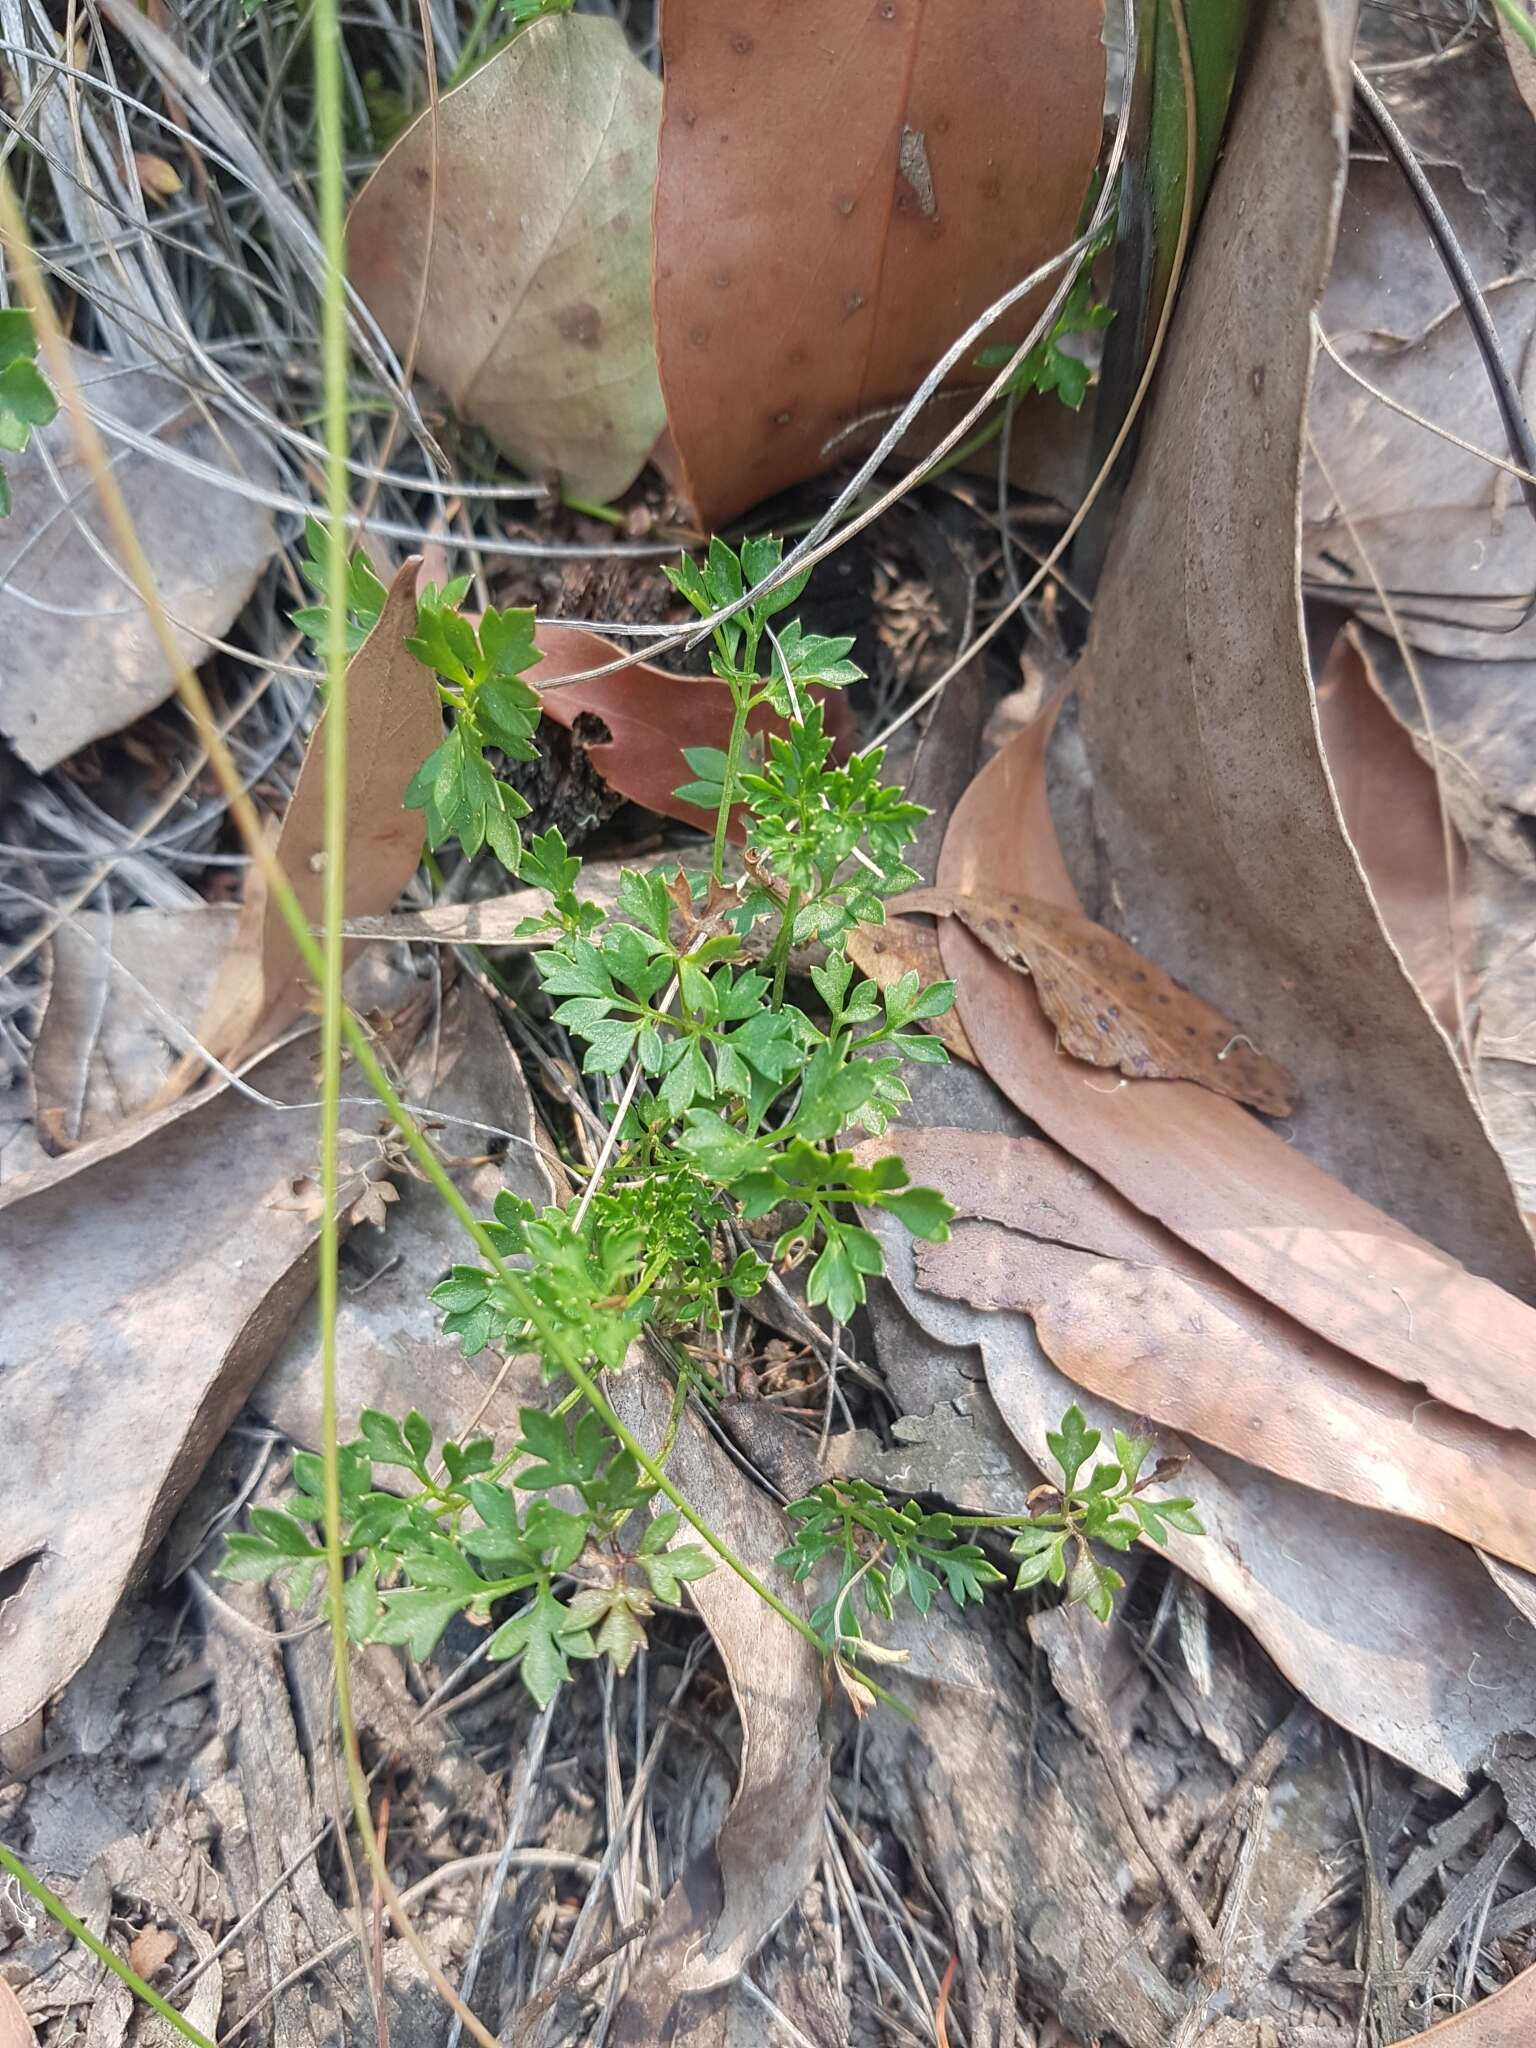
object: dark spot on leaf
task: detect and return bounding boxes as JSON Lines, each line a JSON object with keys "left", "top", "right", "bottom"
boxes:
{"left": 732, "top": 33, "right": 753, "bottom": 53}
{"left": 556, "top": 302, "right": 603, "bottom": 350}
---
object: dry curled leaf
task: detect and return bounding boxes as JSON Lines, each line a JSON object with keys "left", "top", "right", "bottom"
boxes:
{"left": 172, "top": 558, "right": 439, "bottom": 1084}
{"left": 0, "top": 1980, "right": 36, "bottom": 2048}
{"left": 936, "top": 696, "right": 1536, "bottom": 1447}
{"left": 897, "top": 885, "right": 1294, "bottom": 1116}
{"left": 348, "top": 15, "right": 663, "bottom": 503}
{"left": 0, "top": 1007, "right": 410, "bottom": 1736}
{"left": 651, "top": 0, "right": 1105, "bottom": 528}
{"left": 1405, "top": 1963, "right": 1535, "bottom": 2044}
{"left": 126, "top": 1925, "right": 178, "bottom": 1980}
{"left": 533, "top": 622, "right": 854, "bottom": 833}
{"left": 0, "top": 347, "right": 276, "bottom": 772}
{"left": 867, "top": 1204, "right": 1536, "bottom": 1792}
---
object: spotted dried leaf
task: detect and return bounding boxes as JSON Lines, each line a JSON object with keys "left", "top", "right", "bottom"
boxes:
{"left": 896, "top": 886, "right": 1294, "bottom": 1116}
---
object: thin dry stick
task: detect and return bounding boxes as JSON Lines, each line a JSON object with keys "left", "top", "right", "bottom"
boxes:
{"left": 506, "top": 1919, "right": 653, "bottom": 2041}
{"left": 1314, "top": 319, "right": 1536, "bottom": 489}
{"left": 1055, "top": 1616, "right": 1223, "bottom": 1970}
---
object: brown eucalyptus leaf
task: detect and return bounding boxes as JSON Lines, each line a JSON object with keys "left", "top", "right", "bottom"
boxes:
{"left": 608, "top": 1351, "right": 826, "bottom": 2023}
{"left": 897, "top": 886, "right": 1294, "bottom": 1115}
{"left": 1071, "top": 0, "right": 1533, "bottom": 1286}
{"left": 0, "top": 1981, "right": 36, "bottom": 2048}
{"left": 651, "top": 0, "right": 1105, "bottom": 529}
{"left": 937, "top": 699, "right": 1536, "bottom": 1445}
{"left": 532, "top": 622, "right": 854, "bottom": 833}
{"left": 348, "top": 14, "right": 663, "bottom": 503}
{"left": 890, "top": 1124, "right": 1536, "bottom": 1573}
{"left": 1403, "top": 1964, "right": 1536, "bottom": 2044}
{"left": 178, "top": 558, "right": 438, "bottom": 1079}
{"left": 1314, "top": 627, "right": 1468, "bottom": 1039}
{"left": 0, "top": 347, "right": 277, "bottom": 772}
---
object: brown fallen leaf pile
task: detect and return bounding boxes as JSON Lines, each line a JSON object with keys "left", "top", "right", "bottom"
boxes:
{"left": 348, "top": 0, "right": 1105, "bottom": 525}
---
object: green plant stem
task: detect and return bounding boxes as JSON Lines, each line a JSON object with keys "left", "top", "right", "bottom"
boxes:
{"left": 563, "top": 492, "right": 624, "bottom": 526}
{"left": 0, "top": 1843, "right": 215, "bottom": 2048}
{"left": 551, "top": 1350, "right": 903, "bottom": 1715}
{"left": 446, "top": 0, "right": 504, "bottom": 85}
{"left": 769, "top": 885, "right": 800, "bottom": 1006}
{"left": 711, "top": 685, "right": 752, "bottom": 884}
{"left": 1492, "top": 0, "right": 1536, "bottom": 55}
{"left": 950, "top": 1513, "right": 1059, "bottom": 1533}
{"left": 923, "top": 412, "right": 1004, "bottom": 481}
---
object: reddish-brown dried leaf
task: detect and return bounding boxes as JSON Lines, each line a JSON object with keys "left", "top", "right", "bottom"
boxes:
{"left": 174, "top": 560, "right": 439, "bottom": 1082}
{"left": 0, "top": 1981, "right": 35, "bottom": 2048}
{"left": 897, "top": 885, "right": 1295, "bottom": 1116}
{"left": 1406, "top": 1967, "right": 1535, "bottom": 2044}
{"left": 651, "top": 0, "right": 1105, "bottom": 529}
{"left": 846, "top": 917, "right": 975, "bottom": 1065}
{"left": 127, "top": 1926, "right": 179, "bottom": 1980}
{"left": 935, "top": 694, "right": 1536, "bottom": 1443}
{"left": 1316, "top": 626, "right": 1468, "bottom": 1039}
{"left": 533, "top": 622, "right": 853, "bottom": 834}
{"left": 888, "top": 1124, "right": 1536, "bottom": 1574}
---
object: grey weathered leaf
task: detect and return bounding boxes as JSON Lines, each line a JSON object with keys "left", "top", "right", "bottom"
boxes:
{"left": 0, "top": 1038, "right": 370, "bottom": 1734}
{"left": 0, "top": 346, "right": 276, "bottom": 770}
{"left": 348, "top": 14, "right": 664, "bottom": 503}
{"left": 31, "top": 908, "right": 236, "bottom": 1151}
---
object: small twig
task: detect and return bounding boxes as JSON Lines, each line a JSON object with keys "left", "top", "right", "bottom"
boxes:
{"left": 506, "top": 1919, "right": 652, "bottom": 2040}
{"left": 1045, "top": 1609, "right": 1223, "bottom": 1970}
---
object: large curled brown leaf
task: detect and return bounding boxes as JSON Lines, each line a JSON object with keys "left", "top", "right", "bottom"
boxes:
{"left": 937, "top": 698, "right": 1536, "bottom": 1446}
{"left": 348, "top": 15, "right": 664, "bottom": 503}
{"left": 883, "top": 1126, "right": 1536, "bottom": 1573}
{"left": 1072, "top": 0, "right": 1532, "bottom": 1286}
{"left": 897, "top": 885, "right": 1295, "bottom": 1115}
{"left": 651, "top": 0, "right": 1105, "bottom": 529}
{"left": 532, "top": 622, "right": 854, "bottom": 833}
{"left": 178, "top": 559, "right": 439, "bottom": 1079}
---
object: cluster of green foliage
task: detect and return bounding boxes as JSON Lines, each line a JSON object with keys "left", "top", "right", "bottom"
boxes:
{"left": 0, "top": 308, "right": 56, "bottom": 516}
{"left": 977, "top": 228, "right": 1115, "bottom": 412}
{"left": 224, "top": 534, "right": 1203, "bottom": 1707}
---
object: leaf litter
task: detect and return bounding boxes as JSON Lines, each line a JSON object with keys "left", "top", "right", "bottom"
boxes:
{"left": 13, "top": 0, "right": 1536, "bottom": 2036}
{"left": 650, "top": 0, "right": 1107, "bottom": 528}
{"left": 348, "top": 13, "right": 665, "bottom": 505}
{"left": 0, "top": 347, "right": 277, "bottom": 773}
{"left": 896, "top": 882, "right": 1296, "bottom": 1114}
{"left": 169, "top": 558, "right": 442, "bottom": 1083}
